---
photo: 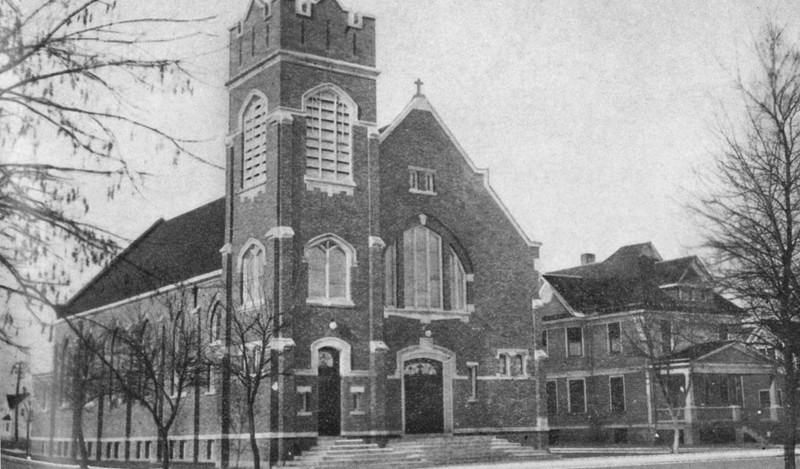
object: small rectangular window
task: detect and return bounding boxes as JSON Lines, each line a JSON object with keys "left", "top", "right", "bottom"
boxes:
{"left": 759, "top": 390, "right": 771, "bottom": 409}
{"left": 467, "top": 362, "right": 478, "bottom": 401}
{"left": 409, "top": 167, "right": 436, "bottom": 194}
{"left": 87, "top": 442, "right": 93, "bottom": 458}
{"left": 106, "top": 442, "right": 112, "bottom": 459}
{"left": 567, "top": 327, "right": 583, "bottom": 357}
{"left": 350, "top": 386, "right": 365, "bottom": 414}
{"left": 179, "top": 441, "right": 185, "bottom": 460}
{"left": 608, "top": 322, "right": 622, "bottom": 354}
{"left": 136, "top": 441, "right": 141, "bottom": 459}
{"left": 297, "top": 386, "right": 312, "bottom": 414}
{"left": 169, "top": 440, "right": 175, "bottom": 459}
{"left": 778, "top": 389, "right": 784, "bottom": 407}
{"left": 114, "top": 442, "right": 119, "bottom": 459}
{"left": 546, "top": 380, "right": 558, "bottom": 415}
{"left": 568, "top": 379, "right": 586, "bottom": 413}
{"left": 660, "top": 320, "right": 672, "bottom": 354}
{"left": 206, "top": 440, "right": 214, "bottom": 460}
{"left": 145, "top": 441, "right": 151, "bottom": 459}
{"left": 610, "top": 376, "right": 625, "bottom": 413}
{"left": 541, "top": 330, "right": 548, "bottom": 350}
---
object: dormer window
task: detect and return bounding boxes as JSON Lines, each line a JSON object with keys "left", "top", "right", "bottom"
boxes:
{"left": 409, "top": 167, "right": 436, "bottom": 195}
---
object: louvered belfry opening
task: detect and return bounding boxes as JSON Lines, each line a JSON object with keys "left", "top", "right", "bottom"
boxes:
{"left": 242, "top": 95, "right": 267, "bottom": 188}
{"left": 305, "top": 89, "right": 352, "bottom": 182}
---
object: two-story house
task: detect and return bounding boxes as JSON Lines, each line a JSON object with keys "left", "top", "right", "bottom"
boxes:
{"left": 537, "top": 243, "right": 779, "bottom": 446}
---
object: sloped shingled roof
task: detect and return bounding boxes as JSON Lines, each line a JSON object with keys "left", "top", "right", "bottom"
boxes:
{"left": 61, "top": 198, "right": 225, "bottom": 317}
{"left": 544, "top": 243, "right": 738, "bottom": 316}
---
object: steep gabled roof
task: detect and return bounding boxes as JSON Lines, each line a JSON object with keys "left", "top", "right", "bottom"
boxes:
{"left": 61, "top": 198, "right": 226, "bottom": 317}
{"left": 380, "top": 94, "right": 540, "bottom": 248}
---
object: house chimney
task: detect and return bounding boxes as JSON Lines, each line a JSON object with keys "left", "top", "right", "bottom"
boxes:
{"left": 580, "top": 253, "right": 595, "bottom": 265}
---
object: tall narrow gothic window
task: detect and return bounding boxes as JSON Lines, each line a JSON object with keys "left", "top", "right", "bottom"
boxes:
{"left": 307, "top": 237, "right": 352, "bottom": 304}
{"left": 384, "top": 243, "right": 396, "bottom": 307}
{"left": 242, "top": 96, "right": 268, "bottom": 189}
{"left": 449, "top": 247, "right": 466, "bottom": 311}
{"left": 304, "top": 89, "right": 352, "bottom": 183}
{"left": 241, "top": 244, "right": 265, "bottom": 306}
{"left": 403, "top": 226, "right": 442, "bottom": 309}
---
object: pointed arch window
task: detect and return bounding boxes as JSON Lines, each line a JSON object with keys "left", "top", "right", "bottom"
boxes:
{"left": 385, "top": 225, "right": 471, "bottom": 317}
{"left": 241, "top": 244, "right": 265, "bottom": 307}
{"left": 449, "top": 247, "right": 467, "bottom": 311}
{"left": 306, "top": 236, "right": 354, "bottom": 306}
{"left": 304, "top": 88, "right": 353, "bottom": 183}
{"left": 242, "top": 95, "right": 268, "bottom": 189}
{"left": 403, "top": 225, "right": 442, "bottom": 309}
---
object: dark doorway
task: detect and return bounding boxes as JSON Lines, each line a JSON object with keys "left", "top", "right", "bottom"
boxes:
{"left": 404, "top": 358, "right": 444, "bottom": 434}
{"left": 317, "top": 347, "right": 341, "bottom": 436}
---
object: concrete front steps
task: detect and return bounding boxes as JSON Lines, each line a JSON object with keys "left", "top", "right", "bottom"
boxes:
{"left": 286, "top": 435, "right": 552, "bottom": 469}
{"left": 388, "top": 435, "right": 552, "bottom": 466}
{"left": 285, "top": 438, "right": 427, "bottom": 469}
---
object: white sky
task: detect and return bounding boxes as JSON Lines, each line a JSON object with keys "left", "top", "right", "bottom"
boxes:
{"left": 60, "top": 0, "right": 800, "bottom": 283}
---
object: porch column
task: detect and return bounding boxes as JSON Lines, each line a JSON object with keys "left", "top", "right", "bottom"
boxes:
{"left": 769, "top": 375, "right": 779, "bottom": 421}
{"left": 683, "top": 370, "right": 694, "bottom": 445}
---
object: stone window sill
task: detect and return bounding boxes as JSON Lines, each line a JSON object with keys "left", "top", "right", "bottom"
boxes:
{"left": 307, "top": 298, "right": 355, "bottom": 308}
{"left": 383, "top": 307, "right": 471, "bottom": 323}
{"left": 304, "top": 177, "right": 356, "bottom": 196}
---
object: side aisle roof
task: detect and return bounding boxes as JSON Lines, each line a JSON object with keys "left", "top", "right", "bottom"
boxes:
{"left": 61, "top": 198, "right": 226, "bottom": 317}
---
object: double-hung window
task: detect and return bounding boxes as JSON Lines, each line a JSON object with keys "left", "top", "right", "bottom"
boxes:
{"left": 566, "top": 327, "right": 583, "bottom": 357}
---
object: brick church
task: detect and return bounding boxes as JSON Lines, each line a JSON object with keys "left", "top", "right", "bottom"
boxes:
{"left": 34, "top": 0, "right": 548, "bottom": 467}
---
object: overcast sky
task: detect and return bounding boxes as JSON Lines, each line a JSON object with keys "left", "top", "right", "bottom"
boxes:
{"left": 70, "top": 0, "right": 800, "bottom": 278}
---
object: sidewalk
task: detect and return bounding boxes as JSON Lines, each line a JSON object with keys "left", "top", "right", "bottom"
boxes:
{"left": 436, "top": 447, "right": 786, "bottom": 469}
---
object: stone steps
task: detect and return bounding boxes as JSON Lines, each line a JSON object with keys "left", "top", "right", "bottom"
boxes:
{"left": 285, "top": 439, "right": 426, "bottom": 469}
{"left": 286, "top": 435, "right": 553, "bottom": 468}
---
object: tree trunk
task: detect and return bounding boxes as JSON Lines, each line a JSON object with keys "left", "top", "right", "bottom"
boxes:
{"left": 159, "top": 427, "right": 171, "bottom": 469}
{"left": 248, "top": 395, "right": 261, "bottom": 469}
{"left": 77, "top": 423, "right": 88, "bottom": 469}
{"left": 670, "top": 411, "right": 681, "bottom": 454}
{"left": 783, "top": 353, "right": 797, "bottom": 469}
{"left": 14, "top": 365, "right": 21, "bottom": 442}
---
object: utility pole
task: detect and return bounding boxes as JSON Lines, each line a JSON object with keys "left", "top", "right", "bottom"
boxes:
{"left": 11, "top": 361, "right": 26, "bottom": 442}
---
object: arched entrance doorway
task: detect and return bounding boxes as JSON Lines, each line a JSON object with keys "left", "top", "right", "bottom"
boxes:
{"left": 403, "top": 358, "right": 444, "bottom": 434}
{"left": 317, "top": 347, "right": 340, "bottom": 436}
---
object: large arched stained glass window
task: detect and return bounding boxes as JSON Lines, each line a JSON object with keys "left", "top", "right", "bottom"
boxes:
{"left": 304, "top": 88, "right": 353, "bottom": 183}
{"left": 403, "top": 225, "right": 442, "bottom": 309}
{"left": 242, "top": 95, "right": 268, "bottom": 189}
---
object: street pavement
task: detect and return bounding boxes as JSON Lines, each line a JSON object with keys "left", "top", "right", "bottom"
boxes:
{"left": 2, "top": 449, "right": 798, "bottom": 469}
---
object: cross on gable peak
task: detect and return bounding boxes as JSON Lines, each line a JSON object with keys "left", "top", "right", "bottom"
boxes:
{"left": 414, "top": 78, "right": 424, "bottom": 97}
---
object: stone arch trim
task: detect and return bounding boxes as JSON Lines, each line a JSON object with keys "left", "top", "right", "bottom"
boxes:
{"left": 395, "top": 344, "right": 455, "bottom": 433}
{"left": 305, "top": 233, "right": 358, "bottom": 266}
{"left": 301, "top": 83, "right": 358, "bottom": 117}
{"left": 236, "top": 89, "right": 268, "bottom": 134}
{"left": 310, "top": 337, "right": 352, "bottom": 376}
{"left": 236, "top": 238, "right": 267, "bottom": 270}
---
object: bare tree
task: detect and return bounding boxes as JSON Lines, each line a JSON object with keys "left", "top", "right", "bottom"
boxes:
{"left": 0, "top": 0, "right": 218, "bottom": 348}
{"left": 625, "top": 314, "right": 706, "bottom": 453}
{"left": 67, "top": 290, "right": 204, "bottom": 469}
{"left": 207, "top": 279, "right": 280, "bottom": 469}
{"left": 695, "top": 22, "right": 800, "bottom": 469}
{"left": 60, "top": 325, "right": 107, "bottom": 469}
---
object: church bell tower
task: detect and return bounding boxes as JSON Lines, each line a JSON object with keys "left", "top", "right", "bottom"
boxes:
{"left": 221, "top": 0, "right": 382, "bottom": 464}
